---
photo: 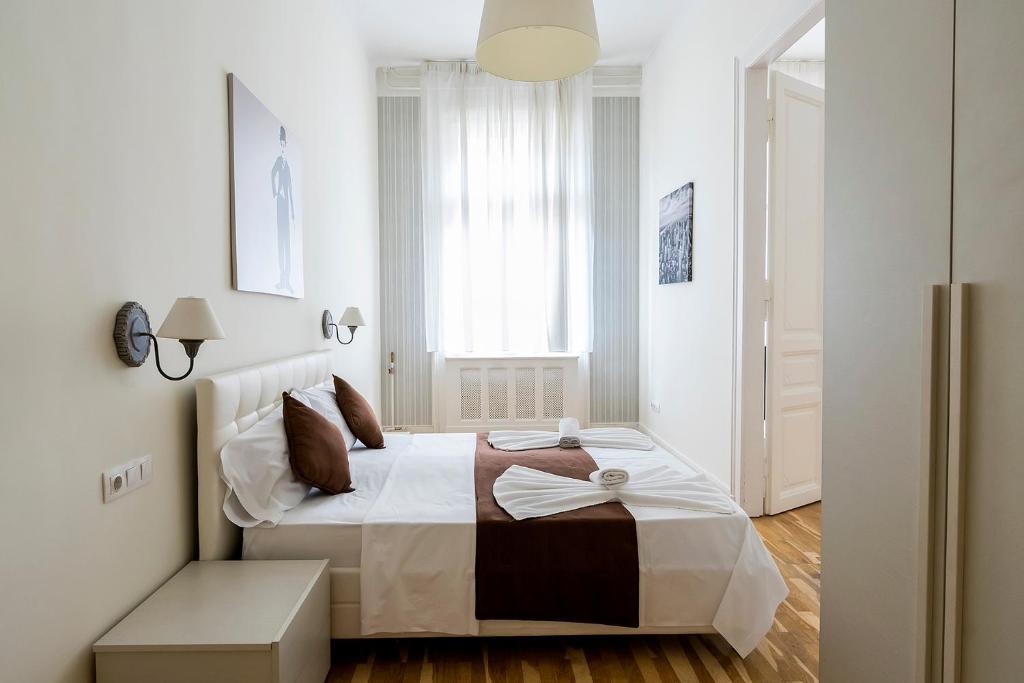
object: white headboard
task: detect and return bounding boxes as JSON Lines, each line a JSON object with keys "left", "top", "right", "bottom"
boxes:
{"left": 195, "top": 350, "right": 334, "bottom": 560}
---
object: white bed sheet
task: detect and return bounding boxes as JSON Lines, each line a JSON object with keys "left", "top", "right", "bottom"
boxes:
{"left": 360, "top": 434, "right": 788, "bottom": 657}
{"left": 241, "top": 433, "right": 411, "bottom": 567}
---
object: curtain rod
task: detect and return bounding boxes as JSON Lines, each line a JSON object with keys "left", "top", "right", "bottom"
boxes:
{"left": 378, "top": 64, "right": 643, "bottom": 94}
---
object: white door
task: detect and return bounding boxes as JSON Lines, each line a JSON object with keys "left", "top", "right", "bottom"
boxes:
{"left": 766, "top": 72, "right": 825, "bottom": 514}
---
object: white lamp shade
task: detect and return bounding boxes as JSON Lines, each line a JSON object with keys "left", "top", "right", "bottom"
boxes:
{"left": 156, "top": 297, "right": 225, "bottom": 340}
{"left": 476, "top": 0, "right": 599, "bottom": 82}
{"left": 339, "top": 307, "right": 366, "bottom": 327}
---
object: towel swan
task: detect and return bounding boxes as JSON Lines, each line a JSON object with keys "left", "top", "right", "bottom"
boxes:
{"left": 493, "top": 464, "right": 734, "bottom": 520}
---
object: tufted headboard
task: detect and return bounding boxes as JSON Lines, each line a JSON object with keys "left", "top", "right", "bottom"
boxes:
{"left": 195, "top": 350, "right": 334, "bottom": 560}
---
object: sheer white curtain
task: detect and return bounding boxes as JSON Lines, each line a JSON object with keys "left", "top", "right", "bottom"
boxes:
{"left": 421, "top": 62, "right": 593, "bottom": 355}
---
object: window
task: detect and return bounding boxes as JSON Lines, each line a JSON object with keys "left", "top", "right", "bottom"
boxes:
{"left": 421, "top": 63, "right": 593, "bottom": 355}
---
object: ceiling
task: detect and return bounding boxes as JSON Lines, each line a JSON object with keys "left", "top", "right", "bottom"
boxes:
{"left": 779, "top": 19, "right": 825, "bottom": 61}
{"left": 352, "top": 0, "right": 683, "bottom": 66}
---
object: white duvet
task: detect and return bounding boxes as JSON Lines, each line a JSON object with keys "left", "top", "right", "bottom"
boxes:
{"left": 359, "top": 433, "right": 787, "bottom": 657}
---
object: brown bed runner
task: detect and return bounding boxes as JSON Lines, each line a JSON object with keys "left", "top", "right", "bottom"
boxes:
{"left": 474, "top": 433, "right": 640, "bottom": 627}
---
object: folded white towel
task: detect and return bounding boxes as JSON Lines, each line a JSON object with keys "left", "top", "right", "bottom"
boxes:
{"left": 493, "top": 464, "right": 735, "bottom": 520}
{"left": 589, "top": 467, "right": 629, "bottom": 487}
{"left": 487, "top": 425, "right": 655, "bottom": 452}
{"left": 558, "top": 417, "right": 582, "bottom": 448}
{"left": 487, "top": 431, "right": 559, "bottom": 451}
{"left": 575, "top": 427, "right": 654, "bottom": 450}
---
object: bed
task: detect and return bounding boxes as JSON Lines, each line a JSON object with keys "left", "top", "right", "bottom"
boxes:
{"left": 196, "top": 351, "right": 786, "bottom": 656}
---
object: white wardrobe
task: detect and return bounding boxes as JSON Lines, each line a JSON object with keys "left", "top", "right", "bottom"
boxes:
{"left": 822, "top": 0, "right": 1022, "bottom": 681}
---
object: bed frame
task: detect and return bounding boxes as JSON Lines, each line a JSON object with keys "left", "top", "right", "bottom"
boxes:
{"left": 196, "top": 350, "right": 714, "bottom": 639}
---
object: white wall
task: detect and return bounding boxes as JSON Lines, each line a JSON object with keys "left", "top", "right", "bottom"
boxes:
{"left": 0, "top": 1, "right": 379, "bottom": 681}
{"left": 639, "top": 0, "right": 814, "bottom": 487}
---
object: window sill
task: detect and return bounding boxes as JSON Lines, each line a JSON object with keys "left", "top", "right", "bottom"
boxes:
{"left": 442, "top": 352, "right": 582, "bottom": 360}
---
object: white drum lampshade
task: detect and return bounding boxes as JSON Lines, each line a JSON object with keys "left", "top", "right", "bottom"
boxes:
{"left": 156, "top": 297, "right": 226, "bottom": 340}
{"left": 476, "top": 0, "right": 600, "bottom": 82}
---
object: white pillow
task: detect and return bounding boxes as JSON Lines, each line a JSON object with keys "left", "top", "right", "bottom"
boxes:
{"left": 219, "top": 404, "right": 309, "bottom": 528}
{"left": 219, "top": 385, "right": 356, "bottom": 528}
{"left": 292, "top": 385, "right": 357, "bottom": 451}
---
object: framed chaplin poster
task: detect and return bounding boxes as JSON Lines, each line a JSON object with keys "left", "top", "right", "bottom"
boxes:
{"left": 228, "top": 74, "right": 304, "bottom": 298}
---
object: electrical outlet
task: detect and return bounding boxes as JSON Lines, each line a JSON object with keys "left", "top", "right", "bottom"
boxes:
{"left": 103, "top": 455, "right": 153, "bottom": 503}
{"left": 650, "top": 400, "right": 661, "bottom": 414}
{"left": 103, "top": 469, "right": 127, "bottom": 502}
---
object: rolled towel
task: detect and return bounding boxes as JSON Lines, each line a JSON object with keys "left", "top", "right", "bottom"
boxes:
{"left": 589, "top": 467, "right": 630, "bottom": 487}
{"left": 558, "top": 417, "right": 582, "bottom": 448}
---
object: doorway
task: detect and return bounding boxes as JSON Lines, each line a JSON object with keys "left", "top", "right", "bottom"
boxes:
{"left": 732, "top": 5, "right": 825, "bottom": 518}
{"left": 764, "top": 31, "right": 825, "bottom": 514}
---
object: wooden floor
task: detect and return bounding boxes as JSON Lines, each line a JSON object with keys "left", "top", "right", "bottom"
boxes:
{"left": 328, "top": 503, "right": 821, "bottom": 683}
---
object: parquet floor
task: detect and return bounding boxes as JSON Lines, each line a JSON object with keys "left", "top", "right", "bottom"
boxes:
{"left": 328, "top": 502, "right": 821, "bottom": 683}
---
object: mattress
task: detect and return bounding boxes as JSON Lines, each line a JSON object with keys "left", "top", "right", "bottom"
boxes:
{"left": 241, "top": 431, "right": 786, "bottom": 655}
{"left": 242, "top": 432, "right": 411, "bottom": 567}
{"left": 242, "top": 433, "right": 724, "bottom": 568}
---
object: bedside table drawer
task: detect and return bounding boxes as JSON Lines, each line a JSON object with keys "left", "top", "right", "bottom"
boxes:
{"left": 96, "top": 650, "right": 276, "bottom": 683}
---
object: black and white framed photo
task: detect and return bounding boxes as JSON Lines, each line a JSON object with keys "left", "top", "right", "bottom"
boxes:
{"left": 228, "top": 74, "right": 304, "bottom": 298}
{"left": 658, "top": 182, "right": 694, "bottom": 285}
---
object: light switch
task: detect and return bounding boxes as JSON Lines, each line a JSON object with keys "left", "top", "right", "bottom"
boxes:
{"left": 125, "top": 464, "right": 141, "bottom": 488}
{"left": 140, "top": 458, "right": 153, "bottom": 483}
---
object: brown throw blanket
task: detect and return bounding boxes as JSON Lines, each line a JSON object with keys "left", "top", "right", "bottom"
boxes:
{"left": 474, "top": 433, "right": 640, "bottom": 627}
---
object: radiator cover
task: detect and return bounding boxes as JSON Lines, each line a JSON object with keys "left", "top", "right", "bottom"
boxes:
{"left": 442, "top": 356, "right": 583, "bottom": 431}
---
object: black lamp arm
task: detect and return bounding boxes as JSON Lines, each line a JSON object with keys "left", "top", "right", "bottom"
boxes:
{"left": 137, "top": 333, "right": 201, "bottom": 381}
{"left": 330, "top": 324, "right": 357, "bottom": 345}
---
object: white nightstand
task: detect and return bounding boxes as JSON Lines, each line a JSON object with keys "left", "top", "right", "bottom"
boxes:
{"left": 94, "top": 560, "right": 330, "bottom": 683}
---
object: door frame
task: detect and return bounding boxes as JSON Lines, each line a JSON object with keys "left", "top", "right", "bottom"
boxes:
{"left": 731, "top": 0, "right": 824, "bottom": 517}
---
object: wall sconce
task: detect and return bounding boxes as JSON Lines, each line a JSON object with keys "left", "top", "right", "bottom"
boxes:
{"left": 322, "top": 307, "right": 365, "bottom": 345}
{"left": 113, "top": 297, "right": 225, "bottom": 381}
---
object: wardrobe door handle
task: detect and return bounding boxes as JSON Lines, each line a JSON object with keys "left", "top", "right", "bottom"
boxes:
{"left": 943, "top": 282, "right": 969, "bottom": 683}
{"left": 916, "top": 284, "right": 942, "bottom": 683}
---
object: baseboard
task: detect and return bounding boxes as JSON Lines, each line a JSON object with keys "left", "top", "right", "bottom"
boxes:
{"left": 638, "top": 424, "right": 733, "bottom": 497}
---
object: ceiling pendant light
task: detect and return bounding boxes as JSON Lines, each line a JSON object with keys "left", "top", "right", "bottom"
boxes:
{"left": 476, "top": 0, "right": 600, "bottom": 82}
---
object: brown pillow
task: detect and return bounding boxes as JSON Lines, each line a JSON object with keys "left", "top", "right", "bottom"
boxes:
{"left": 333, "top": 376, "right": 385, "bottom": 449}
{"left": 281, "top": 393, "right": 354, "bottom": 494}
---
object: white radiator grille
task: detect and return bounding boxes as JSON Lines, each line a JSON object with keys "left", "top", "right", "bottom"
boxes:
{"left": 542, "top": 367, "right": 565, "bottom": 419}
{"left": 514, "top": 368, "right": 536, "bottom": 420}
{"left": 487, "top": 368, "right": 509, "bottom": 420}
{"left": 459, "top": 368, "right": 482, "bottom": 420}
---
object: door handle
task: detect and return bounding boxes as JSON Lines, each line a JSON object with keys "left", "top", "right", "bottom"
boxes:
{"left": 943, "top": 282, "right": 969, "bottom": 683}
{"left": 916, "top": 284, "right": 942, "bottom": 683}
